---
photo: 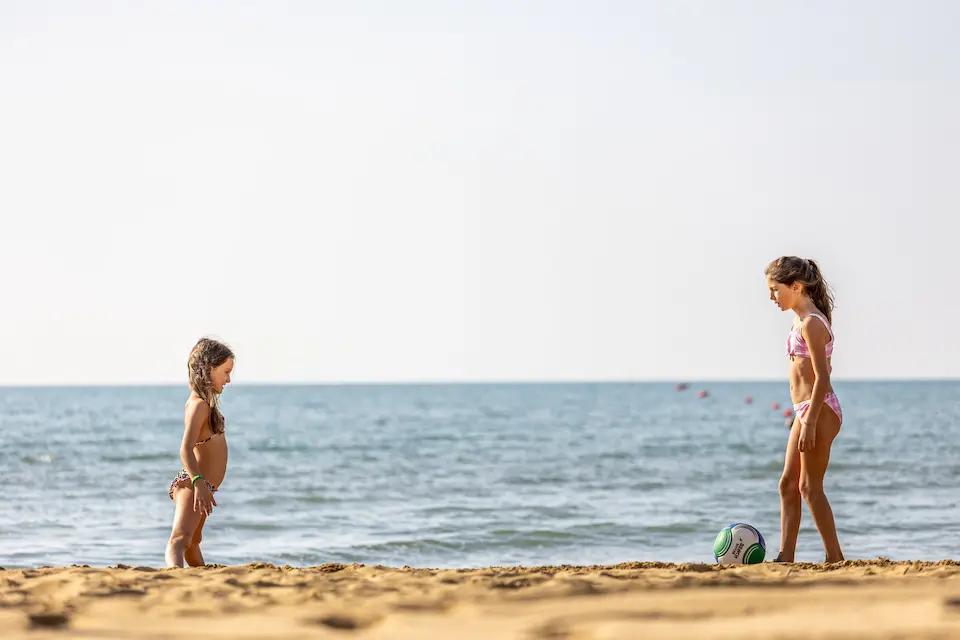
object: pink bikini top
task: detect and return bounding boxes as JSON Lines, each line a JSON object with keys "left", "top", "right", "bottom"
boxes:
{"left": 786, "top": 313, "right": 834, "bottom": 358}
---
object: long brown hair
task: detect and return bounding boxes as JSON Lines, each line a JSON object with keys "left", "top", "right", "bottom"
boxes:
{"left": 765, "top": 256, "right": 835, "bottom": 324}
{"left": 187, "top": 337, "right": 234, "bottom": 434}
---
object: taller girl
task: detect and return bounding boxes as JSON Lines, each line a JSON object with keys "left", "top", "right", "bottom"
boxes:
{"left": 766, "top": 257, "right": 844, "bottom": 563}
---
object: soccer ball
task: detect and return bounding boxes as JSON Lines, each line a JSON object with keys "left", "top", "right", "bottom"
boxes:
{"left": 713, "top": 522, "right": 766, "bottom": 565}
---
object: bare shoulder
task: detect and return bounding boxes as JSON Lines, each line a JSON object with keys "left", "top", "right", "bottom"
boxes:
{"left": 184, "top": 396, "right": 211, "bottom": 419}
{"left": 800, "top": 315, "right": 830, "bottom": 343}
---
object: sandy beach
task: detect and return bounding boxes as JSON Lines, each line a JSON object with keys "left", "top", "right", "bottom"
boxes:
{"left": 2, "top": 559, "right": 960, "bottom": 639}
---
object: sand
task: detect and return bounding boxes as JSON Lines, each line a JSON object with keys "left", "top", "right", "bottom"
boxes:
{"left": 2, "top": 559, "right": 960, "bottom": 639}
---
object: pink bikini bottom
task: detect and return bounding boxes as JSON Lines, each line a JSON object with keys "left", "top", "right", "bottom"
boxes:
{"left": 793, "top": 391, "right": 842, "bottom": 425}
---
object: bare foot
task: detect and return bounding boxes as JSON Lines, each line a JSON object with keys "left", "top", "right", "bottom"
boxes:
{"left": 774, "top": 553, "right": 794, "bottom": 563}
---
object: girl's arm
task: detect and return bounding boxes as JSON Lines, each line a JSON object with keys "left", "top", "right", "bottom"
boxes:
{"left": 801, "top": 317, "right": 832, "bottom": 429}
{"left": 180, "top": 399, "right": 209, "bottom": 478}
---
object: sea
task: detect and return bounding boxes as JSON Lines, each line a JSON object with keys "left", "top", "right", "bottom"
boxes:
{"left": 1, "top": 382, "right": 958, "bottom": 569}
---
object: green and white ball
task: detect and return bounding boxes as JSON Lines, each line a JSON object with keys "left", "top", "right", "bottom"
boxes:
{"left": 713, "top": 523, "right": 766, "bottom": 565}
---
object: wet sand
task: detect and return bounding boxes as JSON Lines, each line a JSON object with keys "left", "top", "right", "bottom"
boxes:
{"left": 2, "top": 559, "right": 960, "bottom": 638}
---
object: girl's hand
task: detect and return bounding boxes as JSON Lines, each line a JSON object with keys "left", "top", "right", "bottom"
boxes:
{"left": 194, "top": 482, "right": 217, "bottom": 516}
{"left": 798, "top": 419, "right": 817, "bottom": 452}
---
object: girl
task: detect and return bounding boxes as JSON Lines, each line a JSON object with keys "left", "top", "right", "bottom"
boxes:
{"left": 165, "top": 337, "right": 235, "bottom": 568}
{"left": 765, "top": 257, "right": 844, "bottom": 563}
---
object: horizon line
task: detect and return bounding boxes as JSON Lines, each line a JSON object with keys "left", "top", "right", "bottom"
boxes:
{"left": 0, "top": 377, "right": 957, "bottom": 389}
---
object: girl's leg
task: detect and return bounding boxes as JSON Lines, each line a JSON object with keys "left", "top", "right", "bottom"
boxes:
{"left": 165, "top": 487, "right": 202, "bottom": 568}
{"left": 184, "top": 514, "right": 206, "bottom": 567}
{"left": 776, "top": 418, "right": 802, "bottom": 562}
{"left": 799, "top": 407, "right": 843, "bottom": 562}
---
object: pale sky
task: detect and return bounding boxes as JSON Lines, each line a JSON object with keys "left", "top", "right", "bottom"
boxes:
{"left": 0, "top": 1, "right": 957, "bottom": 385}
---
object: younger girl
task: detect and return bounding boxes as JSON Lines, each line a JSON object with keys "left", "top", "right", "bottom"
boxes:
{"left": 765, "top": 257, "right": 844, "bottom": 563}
{"left": 165, "top": 337, "right": 235, "bottom": 568}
